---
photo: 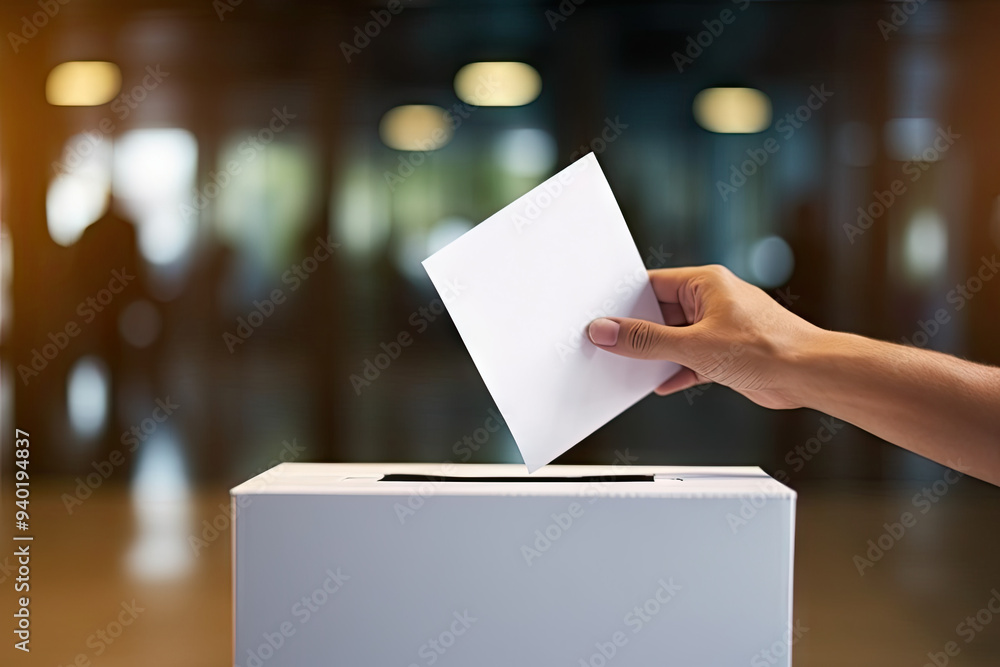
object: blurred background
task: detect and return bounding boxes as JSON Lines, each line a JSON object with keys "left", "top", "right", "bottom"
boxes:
{"left": 1, "top": 0, "right": 998, "bottom": 665}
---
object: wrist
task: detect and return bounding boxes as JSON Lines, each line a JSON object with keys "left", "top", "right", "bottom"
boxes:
{"left": 775, "top": 327, "right": 853, "bottom": 411}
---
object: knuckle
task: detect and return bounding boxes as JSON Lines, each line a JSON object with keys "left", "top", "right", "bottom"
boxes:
{"left": 705, "top": 264, "right": 732, "bottom": 280}
{"left": 627, "top": 321, "right": 657, "bottom": 356}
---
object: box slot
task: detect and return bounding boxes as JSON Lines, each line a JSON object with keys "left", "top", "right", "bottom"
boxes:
{"left": 378, "top": 474, "right": 655, "bottom": 483}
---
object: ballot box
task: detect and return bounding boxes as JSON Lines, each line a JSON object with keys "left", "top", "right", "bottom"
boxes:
{"left": 232, "top": 463, "right": 796, "bottom": 667}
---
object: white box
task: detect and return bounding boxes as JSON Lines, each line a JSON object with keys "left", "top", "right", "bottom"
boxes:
{"left": 232, "top": 463, "right": 796, "bottom": 667}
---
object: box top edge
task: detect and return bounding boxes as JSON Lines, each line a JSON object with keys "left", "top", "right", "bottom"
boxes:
{"left": 230, "top": 463, "right": 794, "bottom": 499}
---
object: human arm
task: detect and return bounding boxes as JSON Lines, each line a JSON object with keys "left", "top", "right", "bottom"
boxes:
{"left": 587, "top": 265, "right": 1000, "bottom": 486}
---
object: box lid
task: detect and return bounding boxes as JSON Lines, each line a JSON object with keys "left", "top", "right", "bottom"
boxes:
{"left": 231, "top": 463, "right": 795, "bottom": 499}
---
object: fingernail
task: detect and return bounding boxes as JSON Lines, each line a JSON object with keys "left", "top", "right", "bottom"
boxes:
{"left": 589, "top": 318, "right": 620, "bottom": 346}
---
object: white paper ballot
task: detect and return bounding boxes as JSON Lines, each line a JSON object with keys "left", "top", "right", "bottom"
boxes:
{"left": 422, "top": 153, "right": 679, "bottom": 471}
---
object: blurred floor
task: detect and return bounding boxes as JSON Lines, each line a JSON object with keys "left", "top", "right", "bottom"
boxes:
{"left": 1, "top": 479, "right": 998, "bottom": 666}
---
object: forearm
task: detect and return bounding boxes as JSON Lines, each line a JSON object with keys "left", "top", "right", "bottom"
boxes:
{"left": 788, "top": 330, "right": 1000, "bottom": 485}
{"left": 596, "top": 266, "right": 1000, "bottom": 484}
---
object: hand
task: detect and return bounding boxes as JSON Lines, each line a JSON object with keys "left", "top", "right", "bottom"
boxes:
{"left": 588, "top": 264, "right": 1000, "bottom": 486}
{"left": 587, "top": 265, "right": 826, "bottom": 410}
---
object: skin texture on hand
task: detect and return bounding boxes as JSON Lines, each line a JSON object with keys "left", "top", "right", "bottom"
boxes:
{"left": 587, "top": 265, "right": 826, "bottom": 409}
{"left": 588, "top": 265, "right": 1000, "bottom": 486}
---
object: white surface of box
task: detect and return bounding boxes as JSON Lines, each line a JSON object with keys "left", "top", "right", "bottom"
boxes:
{"left": 232, "top": 463, "right": 796, "bottom": 667}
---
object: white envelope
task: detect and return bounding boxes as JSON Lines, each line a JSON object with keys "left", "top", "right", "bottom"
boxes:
{"left": 422, "top": 153, "right": 679, "bottom": 471}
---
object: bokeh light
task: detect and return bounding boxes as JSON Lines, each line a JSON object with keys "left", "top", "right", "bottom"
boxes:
{"left": 693, "top": 87, "right": 772, "bottom": 134}
{"left": 748, "top": 235, "right": 795, "bottom": 288}
{"left": 885, "top": 118, "right": 942, "bottom": 162}
{"left": 454, "top": 62, "right": 541, "bottom": 107}
{"left": 46, "top": 134, "right": 112, "bottom": 246}
{"left": 379, "top": 105, "right": 453, "bottom": 152}
{"left": 903, "top": 208, "right": 948, "bottom": 282}
{"left": 112, "top": 128, "right": 198, "bottom": 266}
{"left": 67, "top": 355, "right": 109, "bottom": 440}
{"left": 46, "top": 61, "right": 122, "bottom": 106}
{"left": 128, "top": 430, "right": 193, "bottom": 582}
{"left": 118, "top": 299, "right": 163, "bottom": 348}
{"left": 495, "top": 128, "right": 557, "bottom": 178}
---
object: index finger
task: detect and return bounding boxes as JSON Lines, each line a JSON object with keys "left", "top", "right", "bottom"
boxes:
{"left": 647, "top": 266, "right": 710, "bottom": 304}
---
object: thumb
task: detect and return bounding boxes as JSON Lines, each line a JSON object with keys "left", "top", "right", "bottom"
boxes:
{"left": 588, "top": 317, "right": 692, "bottom": 364}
